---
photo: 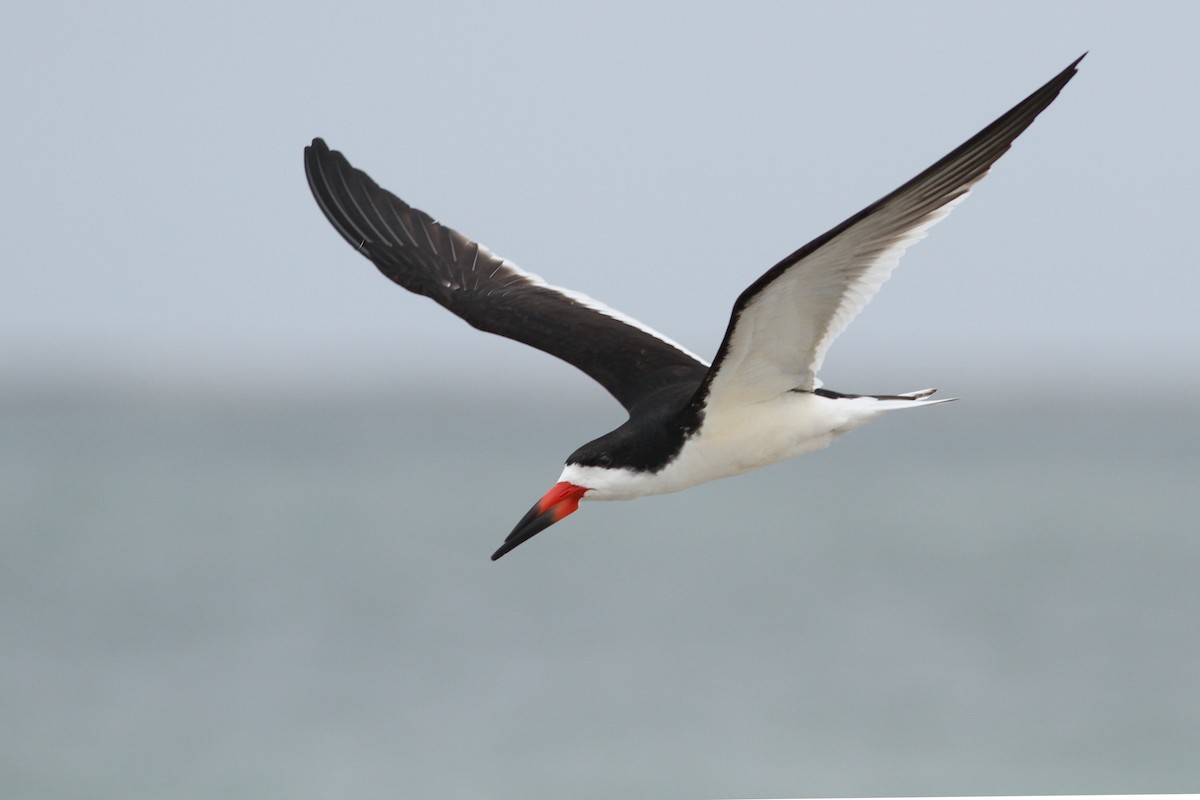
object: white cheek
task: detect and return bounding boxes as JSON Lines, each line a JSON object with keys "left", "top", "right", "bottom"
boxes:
{"left": 557, "top": 463, "right": 646, "bottom": 501}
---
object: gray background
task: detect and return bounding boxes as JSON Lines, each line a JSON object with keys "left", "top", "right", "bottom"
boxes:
{"left": 3, "top": 1, "right": 1196, "bottom": 400}
{"left": 3, "top": 2, "right": 1198, "bottom": 798}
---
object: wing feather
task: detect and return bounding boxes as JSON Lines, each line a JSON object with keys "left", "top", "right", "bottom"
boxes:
{"left": 304, "top": 139, "right": 709, "bottom": 411}
{"left": 697, "top": 55, "right": 1083, "bottom": 410}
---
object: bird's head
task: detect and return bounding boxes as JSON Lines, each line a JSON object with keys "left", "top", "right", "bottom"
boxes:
{"left": 489, "top": 422, "right": 680, "bottom": 560}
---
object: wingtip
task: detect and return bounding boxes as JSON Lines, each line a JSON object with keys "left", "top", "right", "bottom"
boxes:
{"left": 1047, "top": 53, "right": 1086, "bottom": 88}
{"left": 1066, "top": 52, "right": 1088, "bottom": 74}
{"left": 1050, "top": 53, "right": 1086, "bottom": 83}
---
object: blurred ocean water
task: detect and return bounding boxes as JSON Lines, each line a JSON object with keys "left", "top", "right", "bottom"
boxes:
{"left": 2, "top": 387, "right": 1198, "bottom": 798}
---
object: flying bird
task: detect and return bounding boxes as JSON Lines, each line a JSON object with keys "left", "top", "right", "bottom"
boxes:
{"left": 304, "top": 55, "right": 1082, "bottom": 560}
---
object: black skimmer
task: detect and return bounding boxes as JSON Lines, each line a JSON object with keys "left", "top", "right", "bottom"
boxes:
{"left": 305, "top": 55, "right": 1082, "bottom": 560}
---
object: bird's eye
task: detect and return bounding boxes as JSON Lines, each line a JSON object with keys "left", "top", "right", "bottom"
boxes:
{"left": 597, "top": 453, "right": 612, "bottom": 467}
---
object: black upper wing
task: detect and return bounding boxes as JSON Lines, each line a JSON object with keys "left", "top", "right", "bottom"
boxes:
{"left": 304, "top": 139, "right": 709, "bottom": 411}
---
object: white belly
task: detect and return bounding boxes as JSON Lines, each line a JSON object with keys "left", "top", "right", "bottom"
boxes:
{"left": 643, "top": 391, "right": 878, "bottom": 495}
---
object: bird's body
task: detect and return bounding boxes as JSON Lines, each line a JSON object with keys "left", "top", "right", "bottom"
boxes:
{"left": 304, "top": 56, "right": 1082, "bottom": 559}
{"left": 561, "top": 388, "right": 946, "bottom": 500}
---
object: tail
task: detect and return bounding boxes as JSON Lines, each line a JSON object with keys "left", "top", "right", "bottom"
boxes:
{"left": 815, "top": 387, "right": 957, "bottom": 409}
{"left": 874, "top": 387, "right": 958, "bottom": 410}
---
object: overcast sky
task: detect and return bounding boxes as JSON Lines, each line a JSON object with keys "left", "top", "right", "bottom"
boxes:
{"left": 3, "top": 1, "right": 1197, "bottom": 400}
